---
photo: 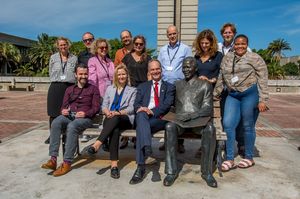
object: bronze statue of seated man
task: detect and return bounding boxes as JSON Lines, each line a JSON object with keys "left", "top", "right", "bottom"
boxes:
{"left": 163, "top": 57, "right": 217, "bottom": 188}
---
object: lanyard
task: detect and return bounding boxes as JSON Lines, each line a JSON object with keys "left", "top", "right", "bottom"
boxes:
{"left": 222, "top": 43, "right": 233, "bottom": 55}
{"left": 60, "top": 53, "right": 69, "bottom": 74}
{"left": 167, "top": 42, "right": 180, "bottom": 65}
{"left": 96, "top": 56, "right": 110, "bottom": 79}
{"left": 232, "top": 55, "right": 241, "bottom": 75}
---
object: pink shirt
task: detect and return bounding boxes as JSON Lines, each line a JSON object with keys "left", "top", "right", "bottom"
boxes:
{"left": 88, "top": 56, "right": 115, "bottom": 98}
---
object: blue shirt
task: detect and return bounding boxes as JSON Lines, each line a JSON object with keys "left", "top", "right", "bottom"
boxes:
{"left": 158, "top": 41, "right": 192, "bottom": 84}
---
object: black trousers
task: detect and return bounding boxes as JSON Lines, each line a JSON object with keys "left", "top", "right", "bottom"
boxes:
{"left": 97, "top": 115, "right": 132, "bottom": 160}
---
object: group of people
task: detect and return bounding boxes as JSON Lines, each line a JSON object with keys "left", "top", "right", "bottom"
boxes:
{"left": 41, "top": 23, "right": 269, "bottom": 188}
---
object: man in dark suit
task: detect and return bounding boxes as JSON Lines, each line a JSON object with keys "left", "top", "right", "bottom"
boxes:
{"left": 129, "top": 59, "right": 175, "bottom": 184}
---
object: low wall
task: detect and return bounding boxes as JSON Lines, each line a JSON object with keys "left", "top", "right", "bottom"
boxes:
{"left": 1, "top": 77, "right": 300, "bottom": 93}
{"left": 0, "top": 76, "right": 50, "bottom": 92}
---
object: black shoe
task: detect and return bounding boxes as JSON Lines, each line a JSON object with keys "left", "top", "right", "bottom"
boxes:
{"left": 110, "top": 167, "right": 120, "bottom": 179}
{"left": 201, "top": 174, "right": 218, "bottom": 188}
{"left": 102, "top": 142, "right": 109, "bottom": 152}
{"left": 178, "top": 144, "right": 185, "bottom": 153}
{"left": 44, "top": 136, "right": 50, "bottom": 144}
{"left": 158, "top": 143, "right": 165, "bottom": 151}
{"left": 163, "top": 174, "right": 178, "bottom": 186}
{"left": 129, "top": 166, "right": 145, "bottom": 184}
{"left": 120, "top": 137, "right": 128, "bottom": 149}
{"left": 144, "top": 146, "right": 152, "bottom": 159}
{"left": 87, "top": 146, "right": 97, "bottom": 156}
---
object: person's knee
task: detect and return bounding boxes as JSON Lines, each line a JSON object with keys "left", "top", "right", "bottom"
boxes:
{"left": 136, "top": 112, "right": 148, "bottom": 121}
{"left": 165, "top": 122, "right": 176, "bottom": 133}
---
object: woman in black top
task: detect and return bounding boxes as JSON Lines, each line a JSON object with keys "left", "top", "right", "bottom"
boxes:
{"left": 121, "top": 35, "right": 151, "bottom": 148}
{"left": 193, "top": 29, "right": 223, "bottom": 87}
{"left": 122, "top": 35, "right": 151, "bottom": 87}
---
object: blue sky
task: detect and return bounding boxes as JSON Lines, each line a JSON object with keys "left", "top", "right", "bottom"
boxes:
{"left": 0, "top": 0, "right": 299, "bottom": 56}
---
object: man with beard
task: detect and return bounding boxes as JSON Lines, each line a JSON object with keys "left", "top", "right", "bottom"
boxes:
{"left": 163, "top": 57, "right": 217, "bottom": 188}
{"left": 41, "top": 63, "right": 100, "bottom": 177}
{"left": 114, "top": 29, "right": 133, "bottom": 66}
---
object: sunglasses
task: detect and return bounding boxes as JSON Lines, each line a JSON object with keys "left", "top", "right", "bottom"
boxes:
{"left": 83, "top": 38, "right": 94, "bottom": 43}
{"left": 98, "top": 46, "right": 108, "bottom": 50}
{"left": 134, "top": 42, "right": 144, "bottom": 47}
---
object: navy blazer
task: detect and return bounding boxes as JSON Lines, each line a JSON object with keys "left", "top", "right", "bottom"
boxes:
{"left": 134, "top": 80, "right": 175, "bottom": 118}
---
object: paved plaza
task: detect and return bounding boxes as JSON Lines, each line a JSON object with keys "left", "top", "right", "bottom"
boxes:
{"left": 0, "top": 91, "right": 299, "bottom": 199}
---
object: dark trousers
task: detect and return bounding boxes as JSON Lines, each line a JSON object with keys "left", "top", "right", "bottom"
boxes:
{"left": 97, "top": 115, "right": 132, "bottom": 160}
{"left": 135, "top": 112, "right": 167, "bottom": 165}
{"left": 164, "top": 121, "right": 216, "bottom": 176}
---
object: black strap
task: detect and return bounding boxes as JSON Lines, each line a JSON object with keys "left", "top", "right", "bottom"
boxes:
{"left": 60, "top": 53, "right": 69, "bottom": 74}
{"left": 96, "top": 56, "right": 110, "bottom": 79}
{"left": 167, "top": 42, "right": 180, "bottom": 65}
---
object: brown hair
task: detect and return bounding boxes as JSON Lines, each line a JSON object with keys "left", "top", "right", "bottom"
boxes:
{"left": 220, "top": 23, "right": 237, "bottom": 35}
{"left": 90, "top": 38, "right": 111, "bottom": 55}
{"left": 113, "top": 63, "right": 131, "bottom": 87}
{"left": 193, "top": 29, "right": 218, "bottom": 57}
{"left": 131, "top": 35, "right": 148, "bottom": 62}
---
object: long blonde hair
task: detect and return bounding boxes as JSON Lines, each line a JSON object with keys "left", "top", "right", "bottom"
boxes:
{"left": 113, "top": 63, "right": 131, "bottom": 87}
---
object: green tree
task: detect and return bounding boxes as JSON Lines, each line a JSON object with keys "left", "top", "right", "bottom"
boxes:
{"left": 282, "top": 62, "right": 300, "bottom": 76}
{"left": 14, "top": 63, "right": 34, "bottom": 76}
{"left": 108, "top": 38, "right": 123, "bottom": 60}
{"left": 267, "top": 38, "right": 291, "bottom": 62}
{"left": 29, "top": 33, "right": 57, "bottom": 71}
{"left": 0, "top": 42, "right": 21, "bottom": 74}
{"left": 70, "top": 41, "right": 85, "bottom": 56}
{"left": 267, "top": 61, "right": 285, "bottom": 80}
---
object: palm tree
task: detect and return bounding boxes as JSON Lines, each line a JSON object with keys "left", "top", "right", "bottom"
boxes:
{"left": 29, "top": 33, "right": 57, "bottom": 71}
{"left": 0, "top": 42, "right": 21, "bottom": 74}
{"left": 267, "top": 38, "right": 291, "bottom": 62}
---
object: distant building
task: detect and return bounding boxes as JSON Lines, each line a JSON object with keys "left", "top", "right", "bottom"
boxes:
{"left": 280, "top": 56, "right": 300, "bottom": 66}
{"left": 0, "top": 32, "right": 36, "bottom": 75}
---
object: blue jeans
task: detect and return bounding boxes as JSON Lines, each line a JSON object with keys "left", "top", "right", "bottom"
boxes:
{"left": 223, "top": 84, "right": 259, "bottom": 160}
{"left": 49, "top": 115, "right": 93, "bottom": 162}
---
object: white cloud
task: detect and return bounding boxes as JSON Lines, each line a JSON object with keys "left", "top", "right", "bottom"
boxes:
{"left": 284, "top": 28, "right": 300, "bottom": 35}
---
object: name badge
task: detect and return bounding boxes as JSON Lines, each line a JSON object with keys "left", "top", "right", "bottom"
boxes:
{"left": 166, "top": 66, "right": 173, "bottom": 71}
{"left": 231, "top": 76, "right": 239, "bottom": 84}
{"left": 60, "top": 75, "right": 66, "bottom": 80}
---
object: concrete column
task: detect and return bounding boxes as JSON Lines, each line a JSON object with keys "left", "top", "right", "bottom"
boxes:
{"left": 157, "top": 0, "right": 198, "bottom": 51}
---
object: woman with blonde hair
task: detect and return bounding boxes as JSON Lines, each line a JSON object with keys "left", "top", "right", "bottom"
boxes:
{"left": 88, "top": 38, "right": 114, "bottom": 100}
{"left": 87, "top": 64, "right": 136, "bottom": 179}
{"left": 45, "top": 37, "right": 77, "bottom": 144}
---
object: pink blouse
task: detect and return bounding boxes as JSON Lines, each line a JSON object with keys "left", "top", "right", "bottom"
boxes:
{"left": 88, "top": 56, "right": 115, "bottom": 98}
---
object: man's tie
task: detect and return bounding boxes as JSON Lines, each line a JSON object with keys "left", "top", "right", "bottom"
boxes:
{"left": 154, "top": 82, "right": 159, "bottom": 107}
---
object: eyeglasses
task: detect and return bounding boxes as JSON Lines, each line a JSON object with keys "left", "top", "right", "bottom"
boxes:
{"left": 134, "top": 42, "right": 144, "bottom": 47}
{"left": 98, "top": 46, "right": 108, "bottom": 50}
{"left": 83, "top": 38, "right": 94, "bottom": 43}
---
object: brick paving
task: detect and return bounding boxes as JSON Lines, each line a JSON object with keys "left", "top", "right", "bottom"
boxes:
{"left": 0, "top": 91, "right": 48, "bottom": 141}
{"left": 0, "top": 91, "right": 299, "bottom": 147}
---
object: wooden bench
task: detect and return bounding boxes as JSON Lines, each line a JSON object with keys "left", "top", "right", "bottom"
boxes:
{"left": 70, "top": 101, "right": 226, "bottom": 176}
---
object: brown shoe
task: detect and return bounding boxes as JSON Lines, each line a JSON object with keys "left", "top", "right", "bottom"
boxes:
{"left": 53, "top": 162, "right": 71, "bottom": 177}
{"left": 41, "top": 159, "right": 57, "bottom": 170}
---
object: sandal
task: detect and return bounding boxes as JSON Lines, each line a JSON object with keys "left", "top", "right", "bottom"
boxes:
{"left": 238, "top": 159, "right": 255, "bottom": 169}
{"left": 221, "top": 160, "right": 237, "bottom": 172}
